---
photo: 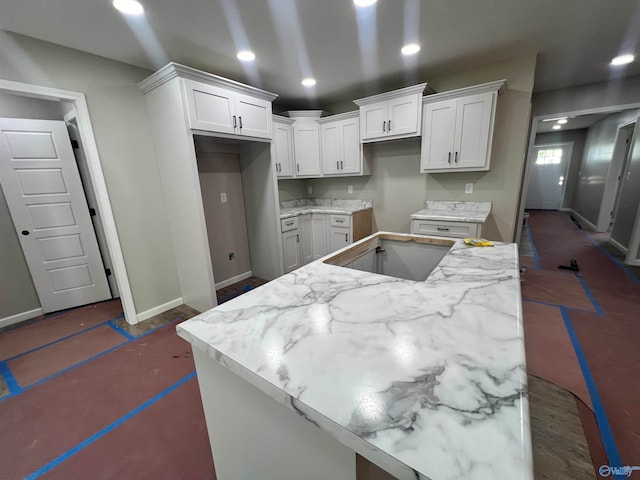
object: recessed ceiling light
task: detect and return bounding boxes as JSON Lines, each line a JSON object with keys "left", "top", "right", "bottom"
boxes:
{"left": 552, "top": 125, "right": 562, "bottom": 130}
{"left": 353, "top": 0, "right": 377, "bottom": 7}
{"left": 301, "top": 78, "right": 316, "bottom": 87}
{"left": 236, "top": 51, "right": 256, "bottom": 62}
{"left": 557, "top": 118, "right": 568, "bottom": 124}
{"left": 611, "top": 54, "right": 635, "bottom": 66}
{"left": 112, "top": 0, "right": 144, "bottom": 15}
{"left": 401, "top": 44, "right": 421, "bottom": 56}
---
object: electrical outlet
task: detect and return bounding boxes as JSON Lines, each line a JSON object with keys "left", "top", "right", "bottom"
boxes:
{"left": 220, "top": 192, "right": 227, "bottom": 203}
{"left": 228, "top": 252, "right": 235, "bottom": 260}
{"left": 308, "top": 185, "right": 312, "bottom": 194}
{"left": 465, "top": 183, "right": 473, "bottom": 194}
{"left": 348, "top": 185, "right": 353, "bottom": 194}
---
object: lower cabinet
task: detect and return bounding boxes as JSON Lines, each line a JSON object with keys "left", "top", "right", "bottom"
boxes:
{"left": 329, "top": 226, "right": 350, "bottom": 252}
{"left": 312, "top": 214, "right": 329, "bottom": 260}
{"left": 410, "top": 219, "right": 482, "bottom": 238}
{"left": 282, "top": 229, "right": 301, "bottom": 273}
{"left": 300, "top": 214, "right": 314, "bottom": 265}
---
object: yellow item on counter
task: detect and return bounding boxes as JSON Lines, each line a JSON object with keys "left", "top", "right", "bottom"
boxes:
{"left": 464, "top": 238, "right": 494, "bottom": 247}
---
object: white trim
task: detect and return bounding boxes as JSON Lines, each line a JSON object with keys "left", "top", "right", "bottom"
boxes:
{"left": 316, "top": 111, "right": 359, "bottom": 124}
{"left": 0, "top": 308, "right": 43, "bottom": 329}
{"left": 215, "top": 271, "right": 253, "bottom": 290}
{"left": 569, "top": 209, "right": 598, "bottom": 231}
{"left": 526, "top": 141, "right": 574, "bottom": 210}
{"left": 609, "top": 237, "right": 628, "bottom": 254}
{"left": 0, "top": 79, "right": 137, "bottom": 325}
{"left": 63, "top": 107, "right": 77, "bottom": 124}
{"left": 136, "top": 297, "right": 184, "bottom": 323}
{"left": 354, "top": 83, "right": 429, "bottom": 106}
{"left": 422, "top": 79, "right": 506, "bottom": 104}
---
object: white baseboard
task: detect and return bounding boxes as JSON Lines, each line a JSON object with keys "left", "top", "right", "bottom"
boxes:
{"left": 569, "top": 210, "right": 598, "bottom": 231}
{"left": 135, "top": 297, "right": 184, "bottom": 324}
{"left": 609, "top": 237, "right": 628, "bottom": 254}
{"left": 0, "top": 307, "right": 43, "bottom": 329}
{"left": 215, "top": 271, "right": 252, "bottom": 290}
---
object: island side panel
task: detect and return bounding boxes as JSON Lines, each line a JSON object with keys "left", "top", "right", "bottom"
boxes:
{"left": 192, "top": 348, "right": 357, "bottom": 480}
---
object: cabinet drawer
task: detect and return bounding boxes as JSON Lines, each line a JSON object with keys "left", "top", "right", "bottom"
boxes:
{"left": 329, "top": 215, "right": 351, "bottom": 228}
{"left": 411, "top": 219, "right": 479, "bottom": 238}
{"left": 281, "top": 217, "right": 299, "bottom": 232}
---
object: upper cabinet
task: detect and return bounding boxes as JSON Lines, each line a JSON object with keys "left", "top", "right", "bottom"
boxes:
{"left": 318, "top": 111, "right": 371, "bottom": 176}
{"left": 420, "top": 80, "right": 506, "bottom": 173}
{"left": 272, "top": 115, "right": 295, "bottom": 178}
{"left": 288, "top": 111, "right": 323, "bottom": 177}
{"left": 354, "top": 83, "right": 429, "bottom": 143}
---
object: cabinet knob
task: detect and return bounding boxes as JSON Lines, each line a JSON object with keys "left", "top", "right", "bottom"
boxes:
{"left": 448, "top": 152, "right": 451, "bottom": 164}
{"left": 21, "top": 230, "right": 30, "bottom": 236}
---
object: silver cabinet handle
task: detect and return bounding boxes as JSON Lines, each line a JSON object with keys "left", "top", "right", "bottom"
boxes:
{"left": 233, "top": 116, "right": 237, "bottom": 128}
{"left": 345, "top": 233, "right": 348, "bottom": 242}
{"left": 296, "top": 163, "right": 299, "bottom": 172}
{"left": 340, "top": 161, "right": 343, "bottom": 169}
{"left": 296, "top": 234, "right": 299, "bottom": 242}
{"left": 337, "top": 161, "right": 339, "bottom": 169}
{"left": 383, "top": 121, "right": 386, "bottom": 132}
{"left": 388, "top": 120, "right": 391, "bottom": 131}
{"left": 437, "top": 227, "right": 450, "bottom": 231}
{"left": 336, "top": 219, "right": 344, "bottom": 223}
{"left": 448, "top": 152, "right": 451, "bottom": 164}
{"left": 454, "top": 152, "right": 458, "bottom": 163}
{"left": 239, "top": 116, "right": 243, "bottom": 129}
{"left": 286, "top": 221, "right": 294, "bottom": 226}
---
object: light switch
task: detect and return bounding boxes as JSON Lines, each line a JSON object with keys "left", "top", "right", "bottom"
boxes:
{"left": 220, "top": 192, "right": 227, "bottom": 203}
{"left": 308, "top": 186, "right": 313, "bottom": 194}
{"left": 465, "top": 183, "right": 473, "bottom": 194}
{"left": 348, "top": 185, "right": 353, "bottom": 194}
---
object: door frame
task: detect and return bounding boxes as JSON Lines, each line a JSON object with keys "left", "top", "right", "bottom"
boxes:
{"left": 609, "top": 121, "right": 636, "bottom": 237}
{"left": 526, "top": 141, "right": 574, "bottom": 210}
{"left": 516, "top": 101, "right": 640, "bottom": 245}
{"left": 0, "top": 78, "right": 137, "bottom": 324}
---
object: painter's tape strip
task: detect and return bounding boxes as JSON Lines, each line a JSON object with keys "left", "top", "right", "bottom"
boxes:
{"left": 577, "top": 275, "right": 604, "bottom": 316}
{"left": 560, "top": 307, "right": 625, "bottom": 478}
{"left": 526, "top": 225, "right": 542, "bottom": 270}
{"left": 0, "top": 361, "right": 22, "bottom": 397}
{"left": 24, "top": 371, "right": 197, "bottom": 480}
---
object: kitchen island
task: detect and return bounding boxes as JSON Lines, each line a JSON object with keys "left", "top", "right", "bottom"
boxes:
{"left": 177, "top": 232, "right": 533, "bottom": 480}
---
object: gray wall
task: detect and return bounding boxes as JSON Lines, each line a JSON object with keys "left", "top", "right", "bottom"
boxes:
{"left": 279, "top": 55, "right": 537, "bottom": 242}
{"left": 278, "top": 178, "right": 309, "bottom": 202}
{"left": 0, "top": 31, "right": 181, "bottom": 316}
{"left": 572, "top": 110, "right": 640, "bottom": 226}
{"left": 534, "top": 129, "right": 588, "bottom": 209}
{"left": 0, "top": 92, "right": 67, "bottom": 120}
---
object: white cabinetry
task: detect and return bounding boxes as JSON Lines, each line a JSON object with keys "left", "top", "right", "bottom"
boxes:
{"left": 319, "top": 112, "right": 370, "bottom": 176}
{"left": 354, "top": 83, "right": 428, "bottom": 143}
{"left": 183, "top": 77, "right": 275, "bottom": 140}
{"left": 272, "top": 115, "right": 295, "bottom": 178}
{"left": 281, "top": 217, "right": 301, "bottom": 273}
{"left": 312, "top": 214, "right": 329, "bottom": 260}
{"left": 300, "top": 214, "right": 314, "bottom": 265}
{"left": 411, "top": 219, "right": 481, "bottom": 238}
{"left": 288, "top": 111, "right": 323, "bottom": 177}
{"left": 328, "top": 214, "right": 351, "bottom": 252}
{"left": 420, "top": 80, "right": 506, "bottom": 173}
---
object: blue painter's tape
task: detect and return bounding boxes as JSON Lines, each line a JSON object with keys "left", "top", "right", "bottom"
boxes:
{"left": 24, "top": 371, "right": 197, "bottom": 480}
{"left": 560, "top": 306, "right": 625, "bottom": 478}
{"left": 0, "top": 361, "right": 22, "bottom": 396}
{"left": 576, "top": 275, "right": 604, "bottom": 316}
{"left": 525, "top": 225, "right": 541, "bottom": 270}
{"left": 106, "top": 320, "right": 136, "bottom": 341}
{"left": 522, "top": 297, "right": 597, "bottom": 315}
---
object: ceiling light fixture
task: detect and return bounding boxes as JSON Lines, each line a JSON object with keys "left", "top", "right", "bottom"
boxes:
{"left": 236, "top": 50, "right": 256, "bottom": 62}
{"left": 557, "top": 118, "right": 568, "bottom": 124}
{"left": 301, "top": 78, "right": 316, "bottom": 87}
{"left": 401, "top": 44, "right": 421, "bottom": 56}
{"left": 112, "top": 0, "right": 144, "bottom": 15}
{"left": 611, "top": 54, "right": 635, "bottom": 66}
{"left": 552, "top": 125, "right": 562, "bottom": 130}
{"left": 353, "top": 0, "right": 378, "bottom": 7}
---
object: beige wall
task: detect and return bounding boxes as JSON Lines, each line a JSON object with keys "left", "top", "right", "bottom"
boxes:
{"left": 0, "top": 92, "right": 66, "bottom": 120}
{"left": 278, "top": 178, "right": 310, "bottom": 202}
{"left": 0, "top": 31, "right": 181, "bottom": 316}
{"left": 284, "top": 55, "right": 537, "bottom": 242}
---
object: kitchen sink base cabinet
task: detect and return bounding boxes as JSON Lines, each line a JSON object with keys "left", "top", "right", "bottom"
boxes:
{"left": 192, "top": 348, "right": 358, "bottom": 480}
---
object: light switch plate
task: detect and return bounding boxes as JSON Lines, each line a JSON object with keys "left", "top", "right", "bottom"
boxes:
{"left": 348, "top": 185, "right": 353, "bottom": 194}
{"left": 308, "top": 186, "right": 312, "bottom": 194}
{"left": 221, "top": 192, "right": 228, "bottom": 203}
{"left": 465, "top": 183, "right": 473, "bottom": 194}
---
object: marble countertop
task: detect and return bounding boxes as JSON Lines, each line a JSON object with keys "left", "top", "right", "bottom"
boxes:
{"left": 177, "top": 232, "right": 532, "bottom": 480}
{"left": 280, "top": 198, "right": 372, "bottom": 219}
{"left": 411, "top": 201, "right": 492, "bottom": 224}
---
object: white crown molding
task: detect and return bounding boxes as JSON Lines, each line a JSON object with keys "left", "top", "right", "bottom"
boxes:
{"left": 422, "top": 79, "right": 507, "bottom": 104}
{"left": 272, "top": 114, "right": 295, "bottom": 125}
{"left": 138, "top": 62, "right": 278, "bottom": 101}
{"left": 353, "top": 83, "right": 429, "bottom": 106}
{"left": 285, "top": 110, "right": 327, "bottom": 118}
{"left": 316, "top": 110, "right": 359, "bottom": 124}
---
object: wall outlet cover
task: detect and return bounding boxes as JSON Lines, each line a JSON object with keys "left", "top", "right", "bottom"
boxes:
{"left": 348, "top": 185, "right": 353, "bottom": 194}
{"left": 465, "top": 183, "right": 473, "bottom": 194}
{"left": 308, "top": 185, "right": 312, "bottom": 194}
{"left": 220, "top": 192, "right": 228, "bottom": 203}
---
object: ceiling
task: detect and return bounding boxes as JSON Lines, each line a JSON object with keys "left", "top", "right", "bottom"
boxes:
{"left": 536, "top": 113, "right": 611, "bottom": 133}
{"left": 1, "top": 0, "right": 640, "bottom": 110}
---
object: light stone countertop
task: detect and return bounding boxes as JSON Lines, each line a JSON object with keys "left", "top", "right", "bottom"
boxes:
{"left": 177, "top": 232, "right": 532, "bottom": 480}
{"left": 280, "top": 198, "right": 372, "bottom": 219}
{"left": 411, "top": 201, "right": 492, "bottom": 224}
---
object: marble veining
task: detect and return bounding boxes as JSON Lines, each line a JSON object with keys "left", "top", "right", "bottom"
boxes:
{"left": 411, "top": 201, "right": 492, "bottom": 223}
{"left": 177, "top": 233, "right": 532, "bottom": 480}
{"left": 280, "top": 198, "right": 373, "bottom": 218}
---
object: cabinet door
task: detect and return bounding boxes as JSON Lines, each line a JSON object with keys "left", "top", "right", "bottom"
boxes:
{"left": 360, "top": 102, "right": 387, "bottom": 141}
{"left": 299, "top": 214, "right": 314, "bottom": 265}
{"left": 274, "top": 122, "right": 294, "bottom": 177}
{"left": 320, "top": 123, "right": 341, "bottom": 175}
{"left": 420, "top": 99, "right": 457, "bottom": 171}
{"left": 312, "top": 214, "right": 328, "bottom": 259}
{"left": 340, "top": 118, "right": 361, "bottom": 174}
{"left": 387, "top": 94, "right": 421, "bottom": 138}
{"left": 453, "top": 92, "right": 494, "bottom": 169}
{"left": 234, "top": 92, "right": 272, "bottom": 139}
{"left": 282, "top": 229, "right": 301, "bottom": 273}
{"left": 183, "top": 79, "right": 236, "bottom": 134}
{"left": 293, "top": 124, "right": 321, "bottom": 176}
{"left": 329, "top": 226, "right": 350, "bottom": 253}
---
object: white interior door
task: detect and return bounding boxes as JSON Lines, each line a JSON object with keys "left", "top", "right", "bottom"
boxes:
{"left": 0, "top": 118, "right": 111, "bottom": 313}
{"left": 525, "top": 143, "right": 573, "bottom": 210}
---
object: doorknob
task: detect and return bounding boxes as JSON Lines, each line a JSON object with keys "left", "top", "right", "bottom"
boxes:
{"left": 21, "top": 230, "right": 30, "bottom": 236}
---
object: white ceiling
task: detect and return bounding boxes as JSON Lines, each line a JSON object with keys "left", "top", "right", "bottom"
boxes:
{"left": 535, "top": 113, "right": 610, "bottom": 133}
{"left": 1, "top": 0, "right": 639, "bottom": 109}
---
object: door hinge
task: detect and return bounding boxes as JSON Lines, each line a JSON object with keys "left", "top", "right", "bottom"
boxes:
{"left": 89, "top": 208, "right": 97, "bottom": 217}
{"left": 70, "top": 139, "right": 79, "bottom": 149}
{"left": 105, "top": 268, "right": 112, "bottom": 276}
